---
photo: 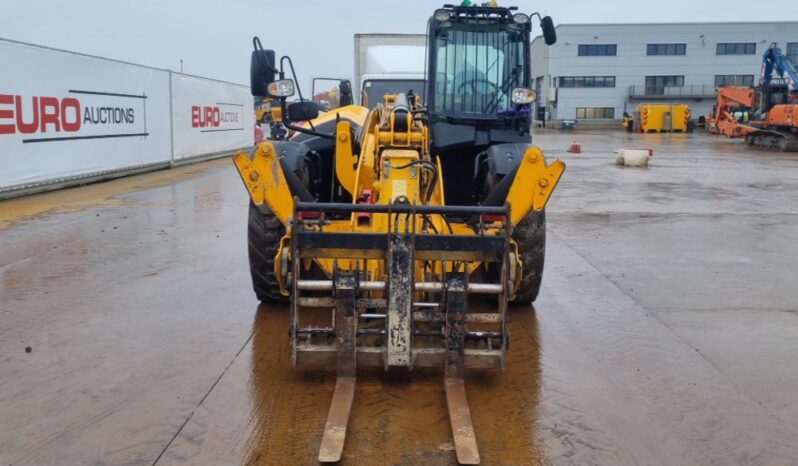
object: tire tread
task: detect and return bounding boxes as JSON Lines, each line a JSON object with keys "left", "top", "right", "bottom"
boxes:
{"left": 511, "top": 210, "right": 546, "bottom": 304}
{"left": 247, "top": 202, "right": 288, "bottom": 303}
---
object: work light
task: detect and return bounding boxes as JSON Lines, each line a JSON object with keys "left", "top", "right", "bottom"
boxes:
{"left": 267, "top": 79, "right": 295, "bottom": 98}
{"left": 513, "top": 13, "right": 529, "bottom": 24}
{"left": 434, "top": 9, "right": 452, "bottom": 22}
{"left": 511, "top": 87, "right": 537, "bottom": 104}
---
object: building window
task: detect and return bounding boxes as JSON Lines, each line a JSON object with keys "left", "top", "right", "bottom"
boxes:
{"left": 715, "top": 75, "right": 755, "bottom": 87}
{"left": 534, "top": 76, "right": 543, "bottom": 103}
{"left": 787, "top": 43, "right": 798, "bottom": 63}
{"left": 647, "top": 43, "right": 686, "bottom": 55}
{"left": 557, "top": 76, "right": 616, "bottom": 88}
{"left": 716, "top": 43, "right": 756, "bottom": 55}
{"left": 645, "top": 75, "right": 684, "bottom": 94}
{"left": 578, "top": 44, "right": 617, "bottom": 56}
{"left": 576, "top": 107, "right": 615, "bottom": 119}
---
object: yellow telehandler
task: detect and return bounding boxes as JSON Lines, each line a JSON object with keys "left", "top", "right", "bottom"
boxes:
{"left": 234, "top": 4, "right": 562, "bottom": 463}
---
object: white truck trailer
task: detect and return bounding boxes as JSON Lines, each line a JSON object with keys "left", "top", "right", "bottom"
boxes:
{"left": 353, "top": 33, "right": 426, "bottom": 109}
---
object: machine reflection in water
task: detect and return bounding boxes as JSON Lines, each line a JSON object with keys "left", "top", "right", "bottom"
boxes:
{"left": 245, "top": 300, "right": 544, "bottom": 465}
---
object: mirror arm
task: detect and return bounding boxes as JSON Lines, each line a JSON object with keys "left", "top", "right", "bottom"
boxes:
{"left": 254, "top": 37, "right": 278, "bottom": 75}
{"left": 280, "top": 56, "right": 304, "bottom": 101}
{"left": 276, "top": 55, "right": 334, "bottom": 140}
{"left": 279, "top": 98, "right": 334, "bottom": 139}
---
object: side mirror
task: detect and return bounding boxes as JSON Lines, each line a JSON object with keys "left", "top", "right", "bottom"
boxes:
{"left": 287, "top": 101, "right": 320, "bottom": 122}
{"left": 312, "top": 78, "right": 354, "bottom": 110}
{"left": 250, "top": 37, "right": 276, "bottom": 96}
{"left": 540, "top": 16, "right": 556, "bottom": 45}
{"left": 339, "top": 80, "right": 353, "bottom": 106}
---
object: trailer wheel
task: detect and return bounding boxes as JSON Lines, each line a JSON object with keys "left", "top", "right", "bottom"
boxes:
{"left": 248, "top": 201, "right": 288, "bottom": 303}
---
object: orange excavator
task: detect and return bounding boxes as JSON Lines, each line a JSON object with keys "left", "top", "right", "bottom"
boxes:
{"left": 708, "top": 86, "right": 757, "bottom": 138}
{"left": 708, "top": 43, "right": 798, "bottom": 151}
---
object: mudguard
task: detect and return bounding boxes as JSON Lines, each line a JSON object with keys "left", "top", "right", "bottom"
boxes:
{"left": 270, "top": 140, "right": 313, "bottom": 175}
{"left": 474, "top": 143, "right": 530, "bottom": 180}
{"left": 477, "top": 143, "right": 565, "bottom": 222}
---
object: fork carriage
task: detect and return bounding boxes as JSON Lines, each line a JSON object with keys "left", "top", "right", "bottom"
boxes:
{"left": 290, "top": 201, "right": 512, "bottom": 370}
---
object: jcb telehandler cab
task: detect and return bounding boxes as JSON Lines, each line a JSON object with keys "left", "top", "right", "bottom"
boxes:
{"left": 427, "top": 5, "right": 555, "bottom": 203}
{"left": 426, "top": 4, "right": 557, "bottom": 303}
{"left": 235, "top": 4, "right": 561, "bottom": 464}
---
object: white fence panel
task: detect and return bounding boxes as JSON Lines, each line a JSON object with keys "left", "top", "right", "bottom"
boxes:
{"left": 0, "top": 39, "right": 172, "bottom": 193}
{"left": 170, "top": 73, "right": 253, "bottom": 160}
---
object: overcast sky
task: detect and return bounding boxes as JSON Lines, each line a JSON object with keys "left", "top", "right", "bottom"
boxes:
{"left": 2, "top": 0, "right": 795, "bottom": 92}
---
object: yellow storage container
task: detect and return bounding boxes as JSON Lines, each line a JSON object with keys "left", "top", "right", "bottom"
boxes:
{"left": 637, "top": 104, "right": 691, "bottom": 133}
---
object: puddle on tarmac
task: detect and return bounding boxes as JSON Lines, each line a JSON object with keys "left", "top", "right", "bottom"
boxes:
{"left": 0, "top": 158, "right": 231, "bottom": 229}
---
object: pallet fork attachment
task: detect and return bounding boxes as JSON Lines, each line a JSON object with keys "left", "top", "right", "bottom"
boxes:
{"left": 318, "top": 270, "right": 358, "bottom": 463}
{"left": 293, "top": 202, "right": 511, "bottom": 464}
{"left": 444, "top": 272, "right": 480, "bottom": 464}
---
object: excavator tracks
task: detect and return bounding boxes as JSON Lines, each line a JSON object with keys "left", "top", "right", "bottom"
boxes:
{"left": 745, "top": 131, "right": 798, "bottom": 152}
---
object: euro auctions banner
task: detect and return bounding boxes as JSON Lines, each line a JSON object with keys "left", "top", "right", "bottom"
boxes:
{"left": 0, "top": 39, "right": 172, "bottom": 191}
{"left": 170, "top": 73, "right": 253, "bottom": 160}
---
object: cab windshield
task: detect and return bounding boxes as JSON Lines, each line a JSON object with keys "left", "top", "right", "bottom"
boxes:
{"left": 432, "top": 24, "right": 526, "bottom": 116}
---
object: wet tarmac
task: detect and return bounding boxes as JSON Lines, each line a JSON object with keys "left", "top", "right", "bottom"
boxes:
{"left": 1, "top": 132, "right": 797, "bottom": 465}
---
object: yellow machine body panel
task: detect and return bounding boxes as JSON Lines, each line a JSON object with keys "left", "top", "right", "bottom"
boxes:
{"left": 295, "top": 104, "right": 369, "bottom": 131}
{"left": 232, "top": 141, "right": 294, "bottom": 224}
{"left": 334, "top": 120, "right": 358, "bottom": 196}
{"left": 379, "top": 149, "right": 421, "bottom": 202}
{"left": 506, "top": 146, "right": 566, "bottom": 225}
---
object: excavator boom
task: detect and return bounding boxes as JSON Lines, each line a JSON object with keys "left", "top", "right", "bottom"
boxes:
{"left": 709, "top": 86, "right": 757, "bottom": 138}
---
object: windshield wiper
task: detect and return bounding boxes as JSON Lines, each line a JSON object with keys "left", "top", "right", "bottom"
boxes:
{"left": 485, "top": 64, "right": 521, "bottom": 114}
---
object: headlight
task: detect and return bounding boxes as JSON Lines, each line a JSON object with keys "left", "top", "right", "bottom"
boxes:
{"left": 434, "top": 9, "right": 452, "bottom": 22}
{"left": 267, "top": 79, "right": 295, "bottom": 98}
{"left": 511, "top": 87, "right": 537, "bottom": 104}
{"left": 513, "top": 13, "right": 529, "bottom": 24}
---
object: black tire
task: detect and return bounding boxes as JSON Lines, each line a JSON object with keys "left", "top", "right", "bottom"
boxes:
{"left": 511, "top": 210, "right": 546, "bottom": 304}
{"left": 480, "top": 172, "right": 546, "bottom": 304}
{"left": 248, "top": 201, "right": 288, "bottom": 303}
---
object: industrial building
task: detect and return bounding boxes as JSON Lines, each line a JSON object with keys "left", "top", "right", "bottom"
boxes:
{"left": 531, "top": 22, "right": 798, "bottom": 126}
